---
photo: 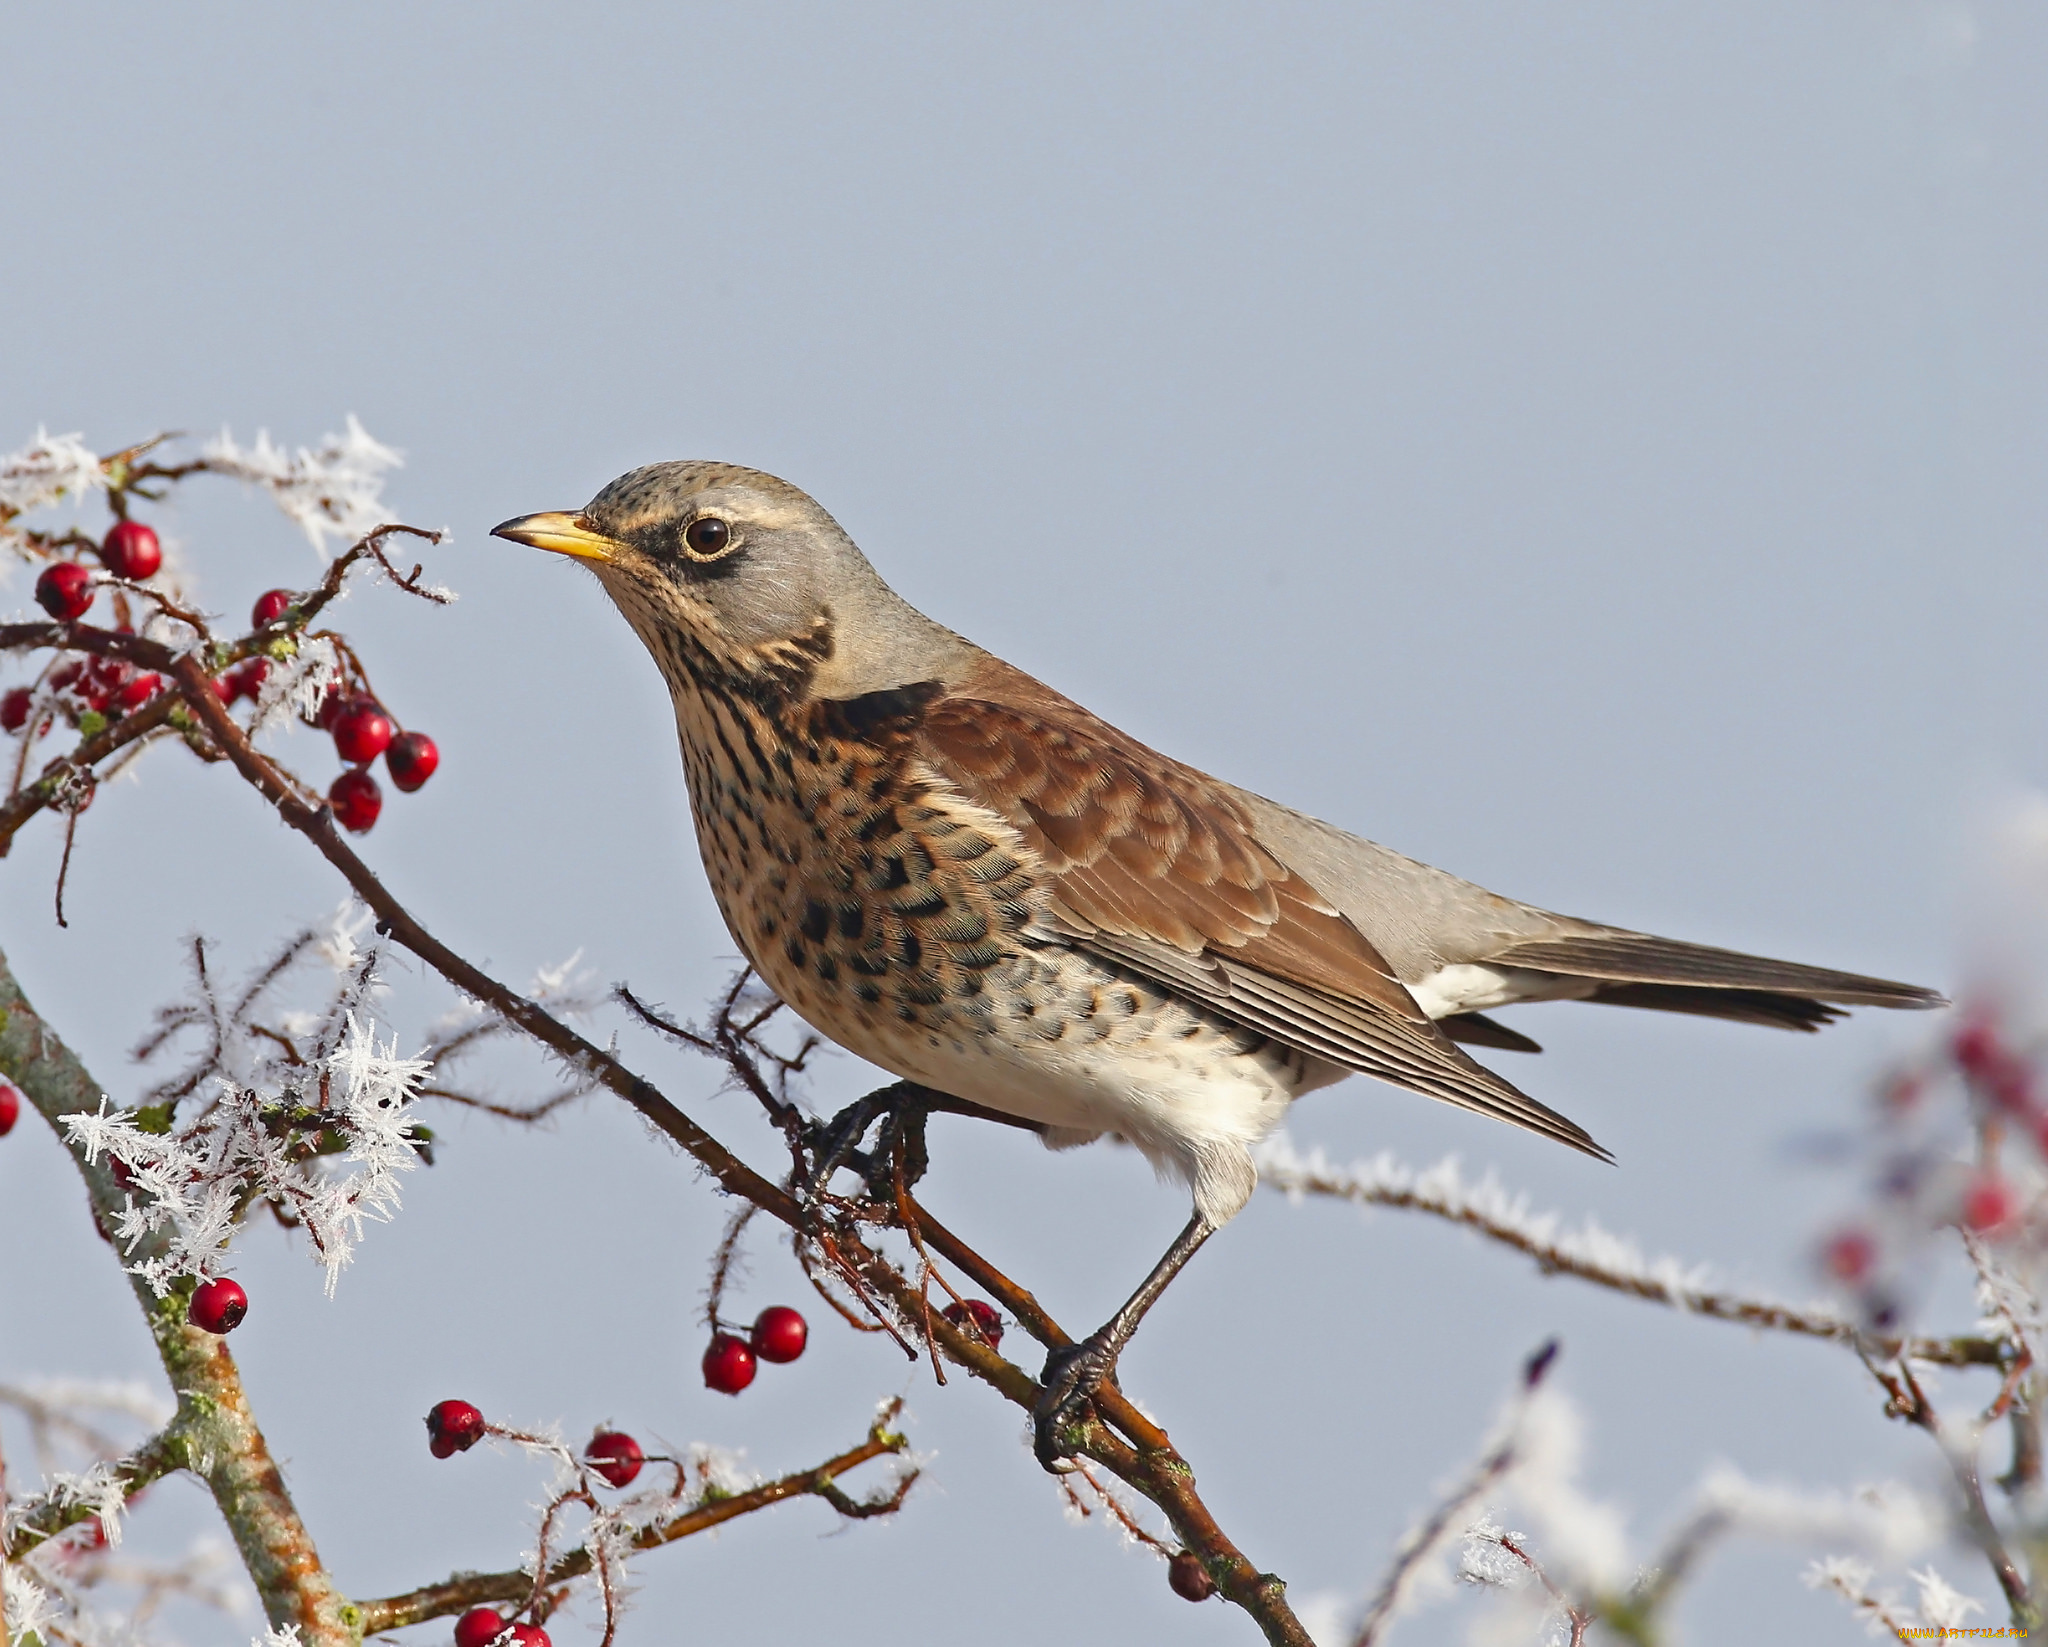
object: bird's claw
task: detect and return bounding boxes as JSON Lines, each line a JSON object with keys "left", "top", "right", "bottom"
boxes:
{"left": 1033, "top": 1336, "right": 1116, "bottom": 1473}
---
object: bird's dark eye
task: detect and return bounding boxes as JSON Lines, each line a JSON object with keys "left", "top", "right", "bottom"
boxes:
{"left": 683, "top": 516, "right": 732, "bottom": 558}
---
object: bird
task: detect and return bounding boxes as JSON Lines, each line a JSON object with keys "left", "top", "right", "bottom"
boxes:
{"left": 494, "top": 462, "right": 1943, "bottom": 1469}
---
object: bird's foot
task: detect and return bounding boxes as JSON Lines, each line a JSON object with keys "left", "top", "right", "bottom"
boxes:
{"left": 799, "top": 1083, "right": 932, "bottom": 1204}
{"left": 1033, "top": 1334, "right": 1118, "bottom": 1473}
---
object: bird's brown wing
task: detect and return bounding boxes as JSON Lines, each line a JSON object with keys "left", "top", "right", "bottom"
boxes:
{"left": 912, "top": 661, "right": 1606, "bottom": 1158}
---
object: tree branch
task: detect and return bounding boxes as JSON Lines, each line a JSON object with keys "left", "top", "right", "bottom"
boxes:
{"left": 0, "top": 946, "right": 361, "bottom": 1645}
{"left": 354, "top": 1411, "right": 914, "bottom": 1632}
{"left": 1252, "top": 1136, "right": 2005, "bottom": 1369}
{"left": 164, "top": 631, "right": 1315, "bottom": 1644}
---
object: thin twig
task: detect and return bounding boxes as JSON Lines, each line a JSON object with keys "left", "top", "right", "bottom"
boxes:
{"left": 354, "top": 1413, "right": 914, "bottom": 1632}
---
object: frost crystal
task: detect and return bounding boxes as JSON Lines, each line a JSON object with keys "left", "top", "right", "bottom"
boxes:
{"left": 687, "top": 1443, "right": 759, "bottom": 1498}
{"left": 200, "top": 417, "right": 401, "bottom": 555}
{"left": 3, "top": 1565, "right": 59, "bottom": 1645}
{"left": 67, "top": 943, "right": 430, "bottom": 1297}
{"left": 1909, "top": 1565, "right": 1984, "bottom": 1630}
{"left": 3, "top": 1462, "right": 129, "bottom": 1550}
{"left": 0, "top": 427, "right": 105, "bottom": 517}
{"left": 249, "top": 634, "right": 344, "bottom": 738}
{"left": 1457, "top": 1516, "right": 1531, "bottom": 1589}
{"left": 1250, "top": 1131, "right": 1848, "bottom": 1337}
{"left": 313, "top": 898, "right": 379, "bottom": 977}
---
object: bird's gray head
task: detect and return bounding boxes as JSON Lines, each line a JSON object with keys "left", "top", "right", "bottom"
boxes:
{"left": 493, "top": 461, "right": 969, "bottom": 698}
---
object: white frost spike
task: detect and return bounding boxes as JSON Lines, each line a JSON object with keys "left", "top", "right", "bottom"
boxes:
{"left": 688, "top": 1443, "right": 759, "bottom": 1498}
{"left": 530, "top": 950, "right": 590, "bottom": 1001}
{"left": 63, "top": 1001, "right": 430, "bottom": 1296}
{"left": 250, "top": 633, "right": 343, "bottom": 737}
{"left": 315, "top": 898, "right": 378, "bottom": 976}
{"left": 3, "top": 1565, "right": 59, "bottom": 1646}
{"left": 254, "top": 1627, "right": 306, "bottom": 1647}
{"left": 0, "top": 427, "right": 105, "bottom": 516}
{"left": 1457, "top": 1516, "right": 1531, "bottom": 1589}
{"left": 3, "top": 1461, "right": 128, "bottom": 1550}
{"left": 1910, "top": 1566, "right": 1984, "bottom": 1630}
{"left": 1250, "top": 1131, "right": 1847, "bottom": 1336}
{"left": 200, "top": 416, "right": 401, "bottom": 556}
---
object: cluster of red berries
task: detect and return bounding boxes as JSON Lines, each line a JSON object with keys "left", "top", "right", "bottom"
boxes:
{"left": 7, "top": 524, "right": 170, "bottom": 735}
{"left": 1821, "top": 1016, "right": 2044, "bottom": 1308}
{"left": 306, "top": 668, "right": 439, "bottom": 836}
{"left": 14, "top": 516, "right": 445, "bottom": 839}
{"left": 29, "top": 521, "right": 162, "bottom": 629}
{"left": 702, "top": 1305, "right": 809, "bottom": 1395}
{"left": 454, "top": 1607, "right": 550, "bottom": 1647}
{"left": 0, "top": 1081, "right": 20, "bottom": 1136}
{"left": 1, "top": 650, "right": 164, "bottom": 739}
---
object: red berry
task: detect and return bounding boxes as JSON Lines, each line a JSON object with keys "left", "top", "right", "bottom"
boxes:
{"left": 332, "top": 697, "right": 394, "bottom": 764}
{"left": 386, "top": 730, "right": 440, "bottom": 792}
{"left": 221, "top": 659, "right": 269, "bottom": 705}
{"left": 81, "top": 658, "right": 129, "bottom": 711}
{"left": 101, "top": 521, "right": 162, "bottom": 580}
{"left": 252, "top": 588, "right": 295, "bottom": 627}
{"left": 1955, "top": 1019, "right": 2001, "bottom": 1075}
{"left": 941, "top": 1298, "right": 1003, "bottom": 1348}
{"left": 453, "top": 1609, "right": 507, "bottom": 1647}
{"left": 115, "top": 671, "right": 162, "bottom": 711}
{"left": 702, "top": 1332, "right": 757, "bottom": 1394}
{"left": 35, "top": 562, "right": 94, "bottom": 621}
{"left": 1823, "top": 1228, "right": 1877, "bottom": 1284}
{"left": 425, "top": 1399, "right": 487, "bottom": 1458}
{"left": 0, "top": 688, "right": 30, "bottom": 732}
{"left": 188, "top": 1277, "right": 249, "bottom": 1334}
{"left": 0, "top": 1081, "right": 19, "bottom": 1136}
{"left": 329, "top": 768, "right": 383, "bottom": 833}
{"left": 1168, "top": 1550, "right": 1217, "bottom": 1602}
{"left": 1964, "top": 1175, "right": 2020, "bottom": 1235}
{"left": 506, "top": 1625, "right": 550, "bottom": 1647}
{"left": 750, "top": 1305, "right": 808, "bottom": 1364}
{"left": 585, "top": 1430, "right": 645, "bottom": 1488}
{"left": 310, "top": 681, "right": 345, "bottom": 728}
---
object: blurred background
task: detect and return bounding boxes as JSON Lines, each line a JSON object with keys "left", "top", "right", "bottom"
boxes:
{"left": 3, "top": 3, "right": 2043, "bottom": 1641}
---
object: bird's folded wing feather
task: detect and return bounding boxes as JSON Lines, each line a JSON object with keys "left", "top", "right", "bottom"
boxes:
{"left": 912, "top": 662, "right": 1606, "bottom": 1159}
{"left": 1486, "top": 932, "right": 1944, "bottom": 1009}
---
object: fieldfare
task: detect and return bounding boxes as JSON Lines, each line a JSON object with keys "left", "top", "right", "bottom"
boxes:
{"left": 495, "top": 464, "right": 1942, "bottom": 1469}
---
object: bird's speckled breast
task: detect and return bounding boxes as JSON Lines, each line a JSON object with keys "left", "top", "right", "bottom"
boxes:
{"left": 666, "top": 664, "right": 1056, "bottom": 1064}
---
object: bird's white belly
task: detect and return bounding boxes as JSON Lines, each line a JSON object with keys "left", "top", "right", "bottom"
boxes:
{"left": 782, "top": 943, "right": 1340, "bottom": 1226}
{"left": 1406, "top": 962, "right": 1598, "bottom": 1019}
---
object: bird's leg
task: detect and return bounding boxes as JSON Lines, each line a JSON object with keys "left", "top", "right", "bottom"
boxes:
{"left": 1034, "top": 1212, "right": 1216, "bottom": 1472}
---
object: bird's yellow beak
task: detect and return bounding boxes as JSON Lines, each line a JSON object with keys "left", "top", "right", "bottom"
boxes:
{"left": 489, "top": 512, "right": 620, "bottom": 564}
